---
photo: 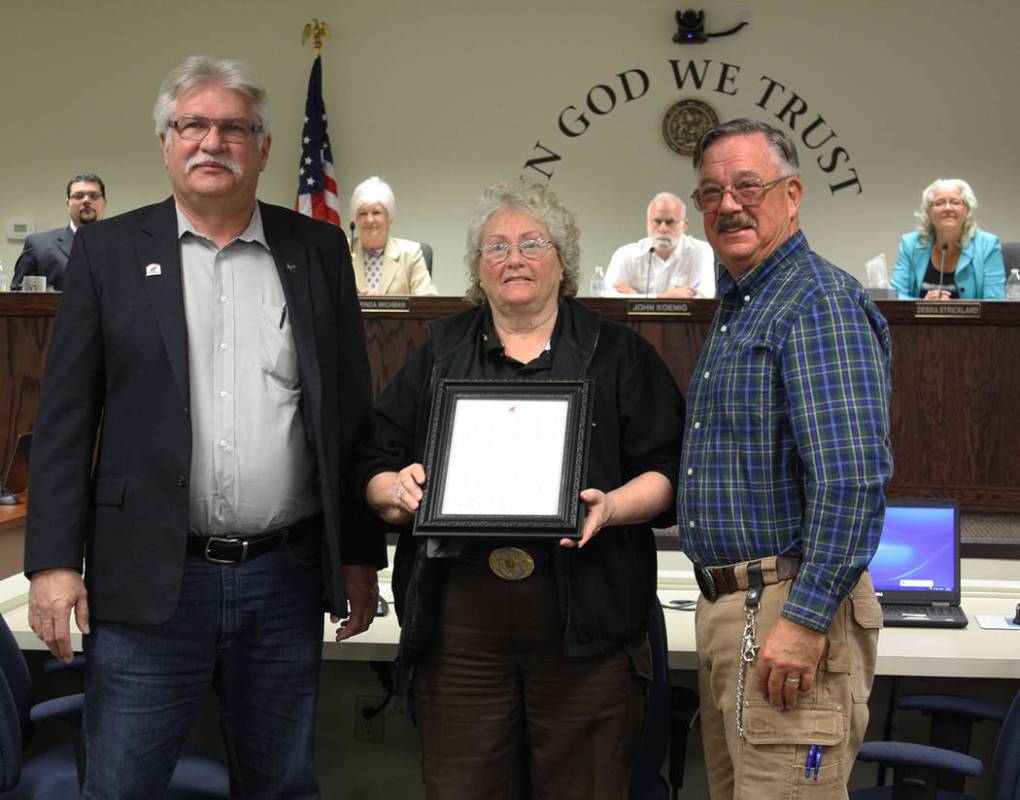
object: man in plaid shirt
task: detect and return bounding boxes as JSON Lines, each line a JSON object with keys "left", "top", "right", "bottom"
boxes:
{"left": 678, "top": 118, "right": 892, "bottom": 799}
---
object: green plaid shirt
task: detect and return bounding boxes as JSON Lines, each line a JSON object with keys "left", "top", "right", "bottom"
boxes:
{"left": 678, "top": 231, "right": 893, "bottom": 632}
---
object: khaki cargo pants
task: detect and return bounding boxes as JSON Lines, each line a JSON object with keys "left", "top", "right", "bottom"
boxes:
{"left": 695, "top": 572, "right": 883, "bottom": 799}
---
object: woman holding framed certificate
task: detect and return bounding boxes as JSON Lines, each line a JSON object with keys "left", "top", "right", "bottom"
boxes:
{"left": 361, "top": 179, "right": 685, "bottom": 799}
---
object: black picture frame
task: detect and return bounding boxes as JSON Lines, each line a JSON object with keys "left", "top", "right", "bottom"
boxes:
{"left": 412, "top": 379, "right": 593, "bottom": 539}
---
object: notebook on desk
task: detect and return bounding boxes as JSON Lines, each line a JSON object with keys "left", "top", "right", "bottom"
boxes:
{"left": 870, "top": 499, "right": 968, "bottom": 629}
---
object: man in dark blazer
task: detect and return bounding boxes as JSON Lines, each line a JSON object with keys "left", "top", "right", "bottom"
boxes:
{"left": 11, "top": 173, "right": 107, "bottom": 290}
{"left": 24, "top": 56, "right": 383, "bottom": 797}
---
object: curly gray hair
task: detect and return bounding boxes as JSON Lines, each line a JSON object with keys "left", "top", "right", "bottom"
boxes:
{"left": 914, "top": 178, "right": 979, "bottom": 246}
{"left": 463, "top": 179, "right": 580, "bottom": 305}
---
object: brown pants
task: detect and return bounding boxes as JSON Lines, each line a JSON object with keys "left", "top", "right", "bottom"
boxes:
{"left": 414, "top": 561, "right": 650, "bottom": 800}
{"left": 696, "top": 571, "right": 883, "bottom": 800}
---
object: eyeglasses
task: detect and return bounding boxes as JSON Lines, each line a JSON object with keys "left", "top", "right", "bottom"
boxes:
{"left": 169, "top": 115, "right": 263, "bottom": 144}
{"left": 650, "top": 217, "right": 683, "bottom": 228}
{"left": 69, "top": 192, "right": 103, "bottom": 202}
{"left": 931, "top": 198, "right": 966, "bottom": 209}
{"left": 691, "top": 175, "right": 791, "bottom": 213}
{"left": 480, "top": 238, "right": 556, "bottom": 265}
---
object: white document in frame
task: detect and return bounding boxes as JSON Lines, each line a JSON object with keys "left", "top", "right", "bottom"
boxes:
{"left": 440, "top": 397, "right": 569, "bottom": 516}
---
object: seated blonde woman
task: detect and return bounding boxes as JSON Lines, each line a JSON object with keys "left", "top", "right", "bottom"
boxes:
{"left": 891, "top": 178, "right": 1005, "bottom": 300}
{"left": 349, "top": 176, "right": 438, "bottom": 296}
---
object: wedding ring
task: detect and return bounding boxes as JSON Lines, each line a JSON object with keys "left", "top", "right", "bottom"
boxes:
{"left": 395, "top": 484, "right": 404, "bottom": 500}
{"left": 785, "top": 676, "right": 801, "bottom": 684}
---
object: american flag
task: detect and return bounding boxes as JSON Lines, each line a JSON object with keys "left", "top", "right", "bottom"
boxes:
{"left": 294, "top": 56, "right": 341, "bottom": 226}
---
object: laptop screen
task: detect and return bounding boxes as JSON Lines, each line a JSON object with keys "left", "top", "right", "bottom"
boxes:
{"left": 870, "top": 499, "right": 960, "bottom": 605}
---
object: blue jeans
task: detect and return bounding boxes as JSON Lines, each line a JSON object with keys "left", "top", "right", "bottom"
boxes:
{"left": 81, "top": 531, "right": 324, "bottom": 799}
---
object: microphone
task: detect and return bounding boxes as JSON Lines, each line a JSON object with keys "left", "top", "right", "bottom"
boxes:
{"left": 936, "top": 242, "right": 948, "bottom": 298}
{"left": 645, "top": 244, "right": 656, "bottom": 297}
{"left": 349, "top": 221, "right": 356, "bottom": 241}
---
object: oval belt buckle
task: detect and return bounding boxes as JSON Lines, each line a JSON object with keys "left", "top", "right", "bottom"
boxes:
{"left": 488, "top": 546, "right": 535, "bottom": 580}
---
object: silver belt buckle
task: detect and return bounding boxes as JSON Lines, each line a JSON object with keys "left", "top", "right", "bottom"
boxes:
{"left": 204, "top": 536, "right": 249, "bottom": 564}
{"left": 488, "top": 546, "right": 535, "bottom": 580}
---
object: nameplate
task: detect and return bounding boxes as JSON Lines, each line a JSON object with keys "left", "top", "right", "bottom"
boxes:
{"left": 627, "top": 300, "right": 691, "bottom": 316}
{"left": 913, "top": 301, "right": 982, "bottom": 319}
{"left": 359, "top": 297, "right": 410, "bottom": 313}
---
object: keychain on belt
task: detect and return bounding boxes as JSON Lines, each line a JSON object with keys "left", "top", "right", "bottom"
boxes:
{"left": 735, "top": 563, "right": 765, "bottom": 739}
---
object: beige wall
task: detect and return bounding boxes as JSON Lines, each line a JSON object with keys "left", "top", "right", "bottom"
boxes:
{"left": 1, "top": 0, "right": 1018, "bottom": 295}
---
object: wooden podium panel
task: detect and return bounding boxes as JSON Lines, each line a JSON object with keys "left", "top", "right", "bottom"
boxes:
{"left": 0, "top": 294, "right": 55, "bottom": 485}
{"left": 3, "top": 293, "right": 1018, "bottom": 511}
{"left": 879, "top": 302, "right": 1020, "bottom": 510}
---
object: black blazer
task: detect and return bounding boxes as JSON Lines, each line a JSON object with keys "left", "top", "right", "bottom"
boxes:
{"left": 12, "top": 225, "right": 74, "bottom": 290}
{"left": 24, "top": 197, "right": 384, "bottom": 624}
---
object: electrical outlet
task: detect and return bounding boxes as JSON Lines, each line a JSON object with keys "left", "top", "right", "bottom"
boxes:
{"left": 354, "top": 695, "right": 385, "bottom": 743}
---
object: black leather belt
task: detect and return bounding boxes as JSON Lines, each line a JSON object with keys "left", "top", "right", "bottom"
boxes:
{"left": 694, "top": 555, "right": 800, "bottom": 602}
{"left": 187, "top": 514, "right": 319, "bottom": 565}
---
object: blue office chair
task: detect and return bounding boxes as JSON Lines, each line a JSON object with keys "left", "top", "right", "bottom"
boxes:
{"left": 628, "top": 598, "right": 699, "bottom": 800}
{"left": 851, "top": 689, "right": 1020, "bottom": 800}
{"left": 1002, "top": 241, "right": 1020, "bottom": 274}
{"left": 419, "top": 242, "right": 433, "bottom": 275}
{"left": 0, "top": 615, "right": 230, "bottom": 799}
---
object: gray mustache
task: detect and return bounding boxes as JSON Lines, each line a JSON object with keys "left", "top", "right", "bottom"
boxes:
{"left": 186, "top": 154, "right": 241, "bottom": 175}
{"left": 715, "top": 214, "right": 756, "bottom": 233}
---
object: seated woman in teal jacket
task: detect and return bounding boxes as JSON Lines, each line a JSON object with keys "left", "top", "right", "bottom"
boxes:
{"left": 891, "top": 178, "right": 1006, "bottom": 300}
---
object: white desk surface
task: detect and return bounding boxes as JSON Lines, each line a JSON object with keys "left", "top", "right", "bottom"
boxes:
{"left": 3, "top": 552, "right": 1018, "bottom": 679}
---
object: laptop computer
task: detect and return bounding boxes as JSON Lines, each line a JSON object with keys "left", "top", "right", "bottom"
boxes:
{"left": 0, "top": 432, "right": 32, "bottom": 505}
{"left": 870, "top": 498, "right": 968, "bottom": 629}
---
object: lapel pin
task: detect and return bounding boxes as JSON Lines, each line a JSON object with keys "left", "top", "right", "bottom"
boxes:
{"left": 145, "top": 263, "right": 162, "bottom": 277}
{"left": 286, "top": 262, "right": 297, "bottom": 272}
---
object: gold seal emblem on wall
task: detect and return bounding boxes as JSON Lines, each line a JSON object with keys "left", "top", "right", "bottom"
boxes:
{"left": 661, "top": 99, "right": 720, "bottom": 157}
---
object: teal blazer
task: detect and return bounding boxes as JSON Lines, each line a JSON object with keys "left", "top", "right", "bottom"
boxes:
{"left": 891, "top": 229, "right": 1006, "bottom": 300}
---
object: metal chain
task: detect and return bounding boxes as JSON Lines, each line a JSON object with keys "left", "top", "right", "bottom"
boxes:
{"left": 735, "top": 603, "right": 760, "bottom": 739}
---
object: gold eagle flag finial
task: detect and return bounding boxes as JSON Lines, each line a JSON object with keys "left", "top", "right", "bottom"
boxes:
{"left": 301, "top": 18, "right": 332, "bottom": 54}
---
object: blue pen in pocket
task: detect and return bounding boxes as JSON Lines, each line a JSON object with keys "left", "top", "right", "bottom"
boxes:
{"left": 804, "top": 744, "right": 822, "bottom": 781}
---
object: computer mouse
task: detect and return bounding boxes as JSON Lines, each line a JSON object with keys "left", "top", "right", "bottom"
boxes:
{"left": 1013, "top": 603, "right": 1020, "bottom": 626}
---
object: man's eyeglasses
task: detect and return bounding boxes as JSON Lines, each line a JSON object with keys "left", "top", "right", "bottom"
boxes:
{"left": 480, "top": 238, "right": 556, "bottom": 265}
{"left": 691, "top": 175, "right": 791, "bottom": 213}
{"left": 69, "top": 192, "right": 104, "bottom": 202}
{"left": 169, "top": 115, "right": 263, "bottom": 144}
{"left": 931, "top": 198, "right": 966, "bottom": 209}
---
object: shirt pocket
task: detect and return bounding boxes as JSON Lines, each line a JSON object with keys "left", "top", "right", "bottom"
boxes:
{"left": 259, "top": 303, "right": 299, "bottom": 388}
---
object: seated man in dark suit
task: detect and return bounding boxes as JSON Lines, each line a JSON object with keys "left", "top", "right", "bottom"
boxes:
{"left": 11, "top": 173, "right": 107, "bottom": 290}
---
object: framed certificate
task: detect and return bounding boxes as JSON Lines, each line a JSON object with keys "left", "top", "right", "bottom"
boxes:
{"left": 412, "top": 379, "right": 593, "bottom": 539}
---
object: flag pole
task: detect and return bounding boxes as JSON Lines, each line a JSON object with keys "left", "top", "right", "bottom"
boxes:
{"left": 294, "top": 18, "right": 341, "bottom": 226}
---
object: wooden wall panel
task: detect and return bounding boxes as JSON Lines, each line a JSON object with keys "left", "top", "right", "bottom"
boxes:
{"left": 3, "top": 294, "right": 1018, "bottom": 511}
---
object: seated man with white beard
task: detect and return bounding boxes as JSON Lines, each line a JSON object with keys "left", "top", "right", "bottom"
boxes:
{"left": 606, "top": 191, "right": 716, "bottom": 298}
